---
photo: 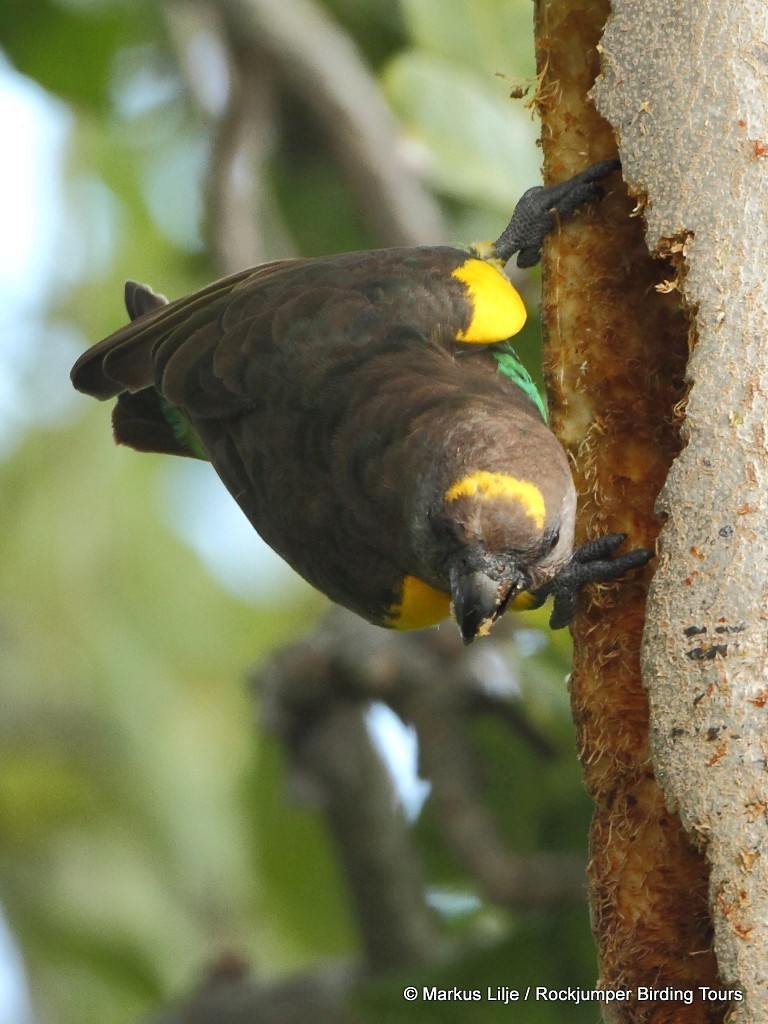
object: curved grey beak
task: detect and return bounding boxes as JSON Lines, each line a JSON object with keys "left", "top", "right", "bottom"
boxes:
{"left": 450, "top": 566, "right": 518, "bottom": 644}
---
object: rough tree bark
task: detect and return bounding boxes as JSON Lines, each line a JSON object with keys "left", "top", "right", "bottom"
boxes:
{"left": 533, "top": 0, "right": 738, "bottom": 1021}
{"left": 593, "top": 4, "right": 768, "bottom": 1022}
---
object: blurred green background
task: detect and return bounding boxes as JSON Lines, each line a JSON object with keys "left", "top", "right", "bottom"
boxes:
{"left": 0, "top": 1, "right": 596, "bottom": 1021}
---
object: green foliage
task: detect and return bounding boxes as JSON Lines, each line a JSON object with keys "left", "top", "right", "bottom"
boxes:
{"left": 383, "top": 53, "right": 539, "bottom": 212}
{"left": 0, "top": 0, "right": 153, "bottom": 113}
{"left": 398, "top": 0, "right": 535, "bottom": 76}
{"left": 248, "top": 738, "right": 356, "bottom": 964}
{"left": 0, "top": 420, "right": 323, "bottom": 1020}
{"left": 271, "top": 144, "right": 376, "bottom": 256}
{"left": 0, "top": 0, "right": 587, "bottom": 1021}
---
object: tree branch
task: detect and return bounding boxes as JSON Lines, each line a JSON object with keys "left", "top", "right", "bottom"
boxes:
{"left": 258, "top": 613, "right": 588, "bottom": 916}
{"left": 216, "top": 0, "right": 447, "bottom": 247}
{"left": 255, "top": 615, "right": 443, "bottom": 974}
{"left": 396, "top": 630, "right": 586, "bottom": 908}
{"left": 164, "top": 0, "right": 297, "bottom": 270}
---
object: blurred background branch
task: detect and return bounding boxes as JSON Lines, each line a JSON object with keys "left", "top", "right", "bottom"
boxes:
{"left": 165, "top": 0, "right": 296, "bottom": 270}
{"left": 215, "top": 0, "right": 447, "bottom": 247}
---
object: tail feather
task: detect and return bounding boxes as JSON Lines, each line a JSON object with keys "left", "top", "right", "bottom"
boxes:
{"left": 124, "top": 280, "right": 168, "bottom": 320}
{"left": 70, "top": 309, "right": 171, "bottom": 400}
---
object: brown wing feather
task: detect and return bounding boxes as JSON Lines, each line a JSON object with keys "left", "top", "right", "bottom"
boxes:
{"left": 71, "top": 260, "right": 301, "bottom": 399}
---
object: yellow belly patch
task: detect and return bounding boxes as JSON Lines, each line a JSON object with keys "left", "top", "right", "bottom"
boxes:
{"left": 510, "top": 590, "right": 544, "bottom": 611}
{"left": 387, "top": 574, "right": 451, "bottom": 630}
{"left": 445, "top": 471, "right": 546, "bottom": 530}
{"left": 451, "top": 258, "right": 527, "bottom": 343}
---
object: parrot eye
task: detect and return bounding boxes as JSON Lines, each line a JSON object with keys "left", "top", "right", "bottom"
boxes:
{"left": 538, "top": 527, "right": 560, "bottom": 557}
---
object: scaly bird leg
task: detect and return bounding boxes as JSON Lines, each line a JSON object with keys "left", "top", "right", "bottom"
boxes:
{"left": 493, "top": 159, "right": 621, "bottom": 269}
{"left": 531, "top": 534, "right": 653, "bottom": 630}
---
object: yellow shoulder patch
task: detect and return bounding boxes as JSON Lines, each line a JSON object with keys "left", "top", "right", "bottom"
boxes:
{"left": 387, "top": 574, "right": 451, "bottom": 630}
{"left": 445, "top": 471, "right": 546, "bottom": 530}
{"left": 452, "top": 258, "right": 527, "bottom": 344}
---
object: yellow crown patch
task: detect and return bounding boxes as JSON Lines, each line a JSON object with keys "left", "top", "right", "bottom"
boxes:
{"left": 445, "top": 471, "right": 546, "bottom": 530}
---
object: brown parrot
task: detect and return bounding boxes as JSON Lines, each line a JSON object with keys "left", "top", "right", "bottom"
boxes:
{"left": 71, "top": 160, "right": 650, "bottom": 642}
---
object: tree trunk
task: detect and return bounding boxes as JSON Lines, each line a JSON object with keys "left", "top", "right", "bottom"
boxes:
{"left": 593, "top": 3, "right": 768, "bottom": 1022}
{"left": 534, "top": 0, "right": 736, "bottom": 1019}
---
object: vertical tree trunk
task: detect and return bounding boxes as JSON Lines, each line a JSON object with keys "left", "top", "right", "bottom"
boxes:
{"left": 594, "top": 3, "right": 768, "bottom": 1021}
{"left": 533, "top": 1, "right": 723, "bottom": 1019}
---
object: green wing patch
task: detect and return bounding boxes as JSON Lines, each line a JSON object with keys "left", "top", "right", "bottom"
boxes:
{"left": 492, "top": 342, "right": 547, "bottom": 422}
{"left": 161, "top": 399, "right": 208, "bottom": 460}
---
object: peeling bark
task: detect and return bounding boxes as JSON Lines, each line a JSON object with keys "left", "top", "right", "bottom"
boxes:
{"left": 593, "top": 3, "right": 768, "bottom": 1022}
{"left": 534, "top": 0, "right": 726, "bottom": 1019}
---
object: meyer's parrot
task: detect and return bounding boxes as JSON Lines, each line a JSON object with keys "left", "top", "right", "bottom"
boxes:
{"left": 71, "top": 160, "right": 651, "bottom": 642}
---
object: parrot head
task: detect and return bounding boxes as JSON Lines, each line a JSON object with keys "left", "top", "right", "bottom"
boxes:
{"left": 427, "top": 468, "right": 574, "bottom": 643}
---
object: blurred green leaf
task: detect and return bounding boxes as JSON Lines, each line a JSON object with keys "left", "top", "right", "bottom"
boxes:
{"left": 0, "top": 0, "right": 152, "bottom": 113}
{"left": 0, "top": 420, "right": 322, "bottom": 1020}
{"left": 249, "top": 738, "right": 356, "bottom": 965}
{"left": 398, "top": 0, "right": 535, "bottom": 78}
{"left": 383, "top": 52, "right": 539, "bottom": 212}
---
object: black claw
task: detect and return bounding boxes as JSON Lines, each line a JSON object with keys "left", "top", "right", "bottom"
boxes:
{"left": 531, "top": 533, "right": 653, "bottom": 630}
{"left": 493, "top": 159, "right": 621, "bottom": 268}
{"left": 571, "top": 532, "right": 627, "bottom": 563}
{"left": 549, "top": 593, "right": 579, "bottom": 631}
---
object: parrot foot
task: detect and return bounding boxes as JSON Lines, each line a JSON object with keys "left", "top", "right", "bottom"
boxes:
{"left": 532, "top": 533, "right": 653, "bottom": 630}
{"left": 493, "top": 159, "right": 621, "bottom": 269}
